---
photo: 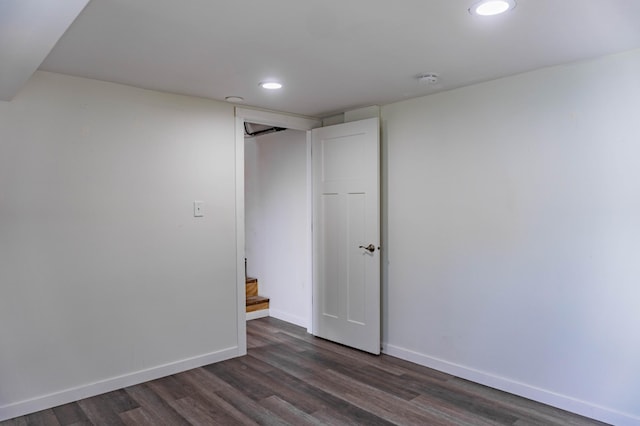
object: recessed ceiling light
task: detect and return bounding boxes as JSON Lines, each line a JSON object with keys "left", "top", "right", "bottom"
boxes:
{"left": 225, "top": 96, "right": 244, "bottom": 103}
{"left": 469, "top": 0, "right": 516, "bottom": 16}
{"left": 259, "top": 81, "right": 282, "bottom": 90}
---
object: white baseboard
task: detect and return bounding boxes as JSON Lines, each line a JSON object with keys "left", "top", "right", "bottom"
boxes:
{"left": 382, "top": 343, "right": 639, "bottom": 426}
{"left": 0, "top": 346, "right": 240, "bottom": 422}
{"left": 246, "top": 309, "right": 269, "bottom": 321}
{"left": 268, "top": 309, "right": 307, "bottom": 328}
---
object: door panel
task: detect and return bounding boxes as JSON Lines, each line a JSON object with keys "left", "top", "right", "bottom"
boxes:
{"left": 347, "top": 192, "right": 366, "bottom": 325}
{"left": 321, "top": 193, "right": 340, "bottom": 318}
{"left": 312, "top": 117, "right": 380, "bottom": 354}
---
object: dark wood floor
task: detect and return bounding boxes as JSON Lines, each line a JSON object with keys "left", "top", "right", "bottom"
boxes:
{"left": 2, "top": 317, "right": 608, "bottom": 426}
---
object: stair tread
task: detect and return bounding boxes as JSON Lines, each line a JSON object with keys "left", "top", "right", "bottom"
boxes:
{"left": 246, "top": 295, "right": 270, "bottom": 306}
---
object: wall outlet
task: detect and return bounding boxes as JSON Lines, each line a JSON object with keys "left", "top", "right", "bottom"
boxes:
{"left": 194, "top": 201, "right": 204, "bottom": 217}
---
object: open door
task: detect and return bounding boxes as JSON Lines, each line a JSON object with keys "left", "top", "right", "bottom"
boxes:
{"left": 312, "top": 117, "right": 380, "bottom": 354}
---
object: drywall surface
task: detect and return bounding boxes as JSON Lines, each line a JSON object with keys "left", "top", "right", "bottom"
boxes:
{"left": 381, "top": 49, "right": 640, "bottom": 425}
{"left": 245, "top": 130, "right": 309, "bottom": 327}
{"left": 0, "top": 71, "right": 238, "bottom": 419}
{"left": 0, "top": 0, "right": 89, "bottom": 101}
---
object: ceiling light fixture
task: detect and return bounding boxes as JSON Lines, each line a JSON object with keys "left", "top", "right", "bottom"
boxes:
{"left": 225, "top": 96, "right": 244, "bottom": 103}
{"left": 469, "top": 0, "right": 516, "bottom": 16}
{"left": 259, "top": 81, "right": 282, "bottom": 90}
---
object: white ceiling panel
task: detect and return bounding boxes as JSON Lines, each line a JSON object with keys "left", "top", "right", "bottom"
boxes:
{"left": 8, "top": 0, "right": 640, "bottom": 116}
{"left": 0, "top": 0, "right": 89, "bottom": 101}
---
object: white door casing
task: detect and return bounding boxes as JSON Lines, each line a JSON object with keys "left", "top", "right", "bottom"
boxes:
{"left": 312, "top": 117, "right": 380, "bottom": 354}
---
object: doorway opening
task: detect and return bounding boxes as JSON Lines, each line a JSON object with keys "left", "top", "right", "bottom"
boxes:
{"left": 234, "top": 108, "right": 320, "bottom": 356}
{"left": 244, "top": 124, "right": 309, "bottom": 326}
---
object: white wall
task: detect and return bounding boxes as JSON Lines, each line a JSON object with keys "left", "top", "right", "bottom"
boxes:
{"left": 0, "top": 71, "right": 239, "bottom": 420}
{"left": 4, "top": 49, "right": 640, "bottom": 424}
{"left": 245, "top": 129, "right": 309, "bottom": 327}
{"left": 381, "top": 48, "right": 640, "bottom": 425}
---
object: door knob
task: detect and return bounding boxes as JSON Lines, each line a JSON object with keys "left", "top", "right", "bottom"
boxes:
{"left": 359, "top": 244, "right": 376, "bottom": 253}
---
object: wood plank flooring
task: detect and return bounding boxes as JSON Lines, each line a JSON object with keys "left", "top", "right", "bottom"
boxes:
{"left": 1, "top": 317, "right": 609, "bottom": 425}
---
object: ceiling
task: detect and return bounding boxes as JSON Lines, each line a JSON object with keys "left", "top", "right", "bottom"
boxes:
{"left": 3, "top": 0, "right": 640, "bottom": 117}
{"left": 0, "top": 0, "right": 89, "bottom": 100}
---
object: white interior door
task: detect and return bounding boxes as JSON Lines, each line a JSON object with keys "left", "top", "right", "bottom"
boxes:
{"left": 312, "top": 117, "right": 380, "bottom": 354}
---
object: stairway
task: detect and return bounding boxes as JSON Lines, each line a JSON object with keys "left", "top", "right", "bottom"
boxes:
{"left": 246, "top": 276, "right": 269, "bottom": 315}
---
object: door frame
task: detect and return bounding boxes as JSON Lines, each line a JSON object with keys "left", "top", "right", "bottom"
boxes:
{"left": 234, "top": 107, "right": 321, "bottom": 356}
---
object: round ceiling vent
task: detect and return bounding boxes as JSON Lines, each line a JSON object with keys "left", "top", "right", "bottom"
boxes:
{"left": 417, "top": 73, "right": 439, "bottom": 84}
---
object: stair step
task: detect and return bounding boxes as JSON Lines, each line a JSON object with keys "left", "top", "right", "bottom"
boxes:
{"left": 246, "top": 277, "right": 258, "bottom": 297}
{"left": 246, "top": 295, "right": 269, "bottom": 313}
{"left": 246, "top": 295, "right": 269, "bottom": 306}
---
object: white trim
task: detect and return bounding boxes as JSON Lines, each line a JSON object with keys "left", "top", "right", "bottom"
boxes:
{"left": 305, "top": 130, "right": 313, "bottom": 334}
{"left": 0, "top": 347, "right": 238, "bottom": 422}
{"left": 235, "top": 107, "right": 321, "bottom": 131}
{"left": 382, "top": 343, "right": 640, "bottom": 426}
{"left": 235, "top": 116, "right": 247, "bottom": 357}
{"left": 269, "top": 309, "right": 307, "bottom": 328}
{"left": 246, "top": 309, "right": 270, "bottom": 321}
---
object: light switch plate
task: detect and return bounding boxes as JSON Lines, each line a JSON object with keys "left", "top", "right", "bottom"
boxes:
{"left": 194, "top": 201, "right": 204, "bottom": 217}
